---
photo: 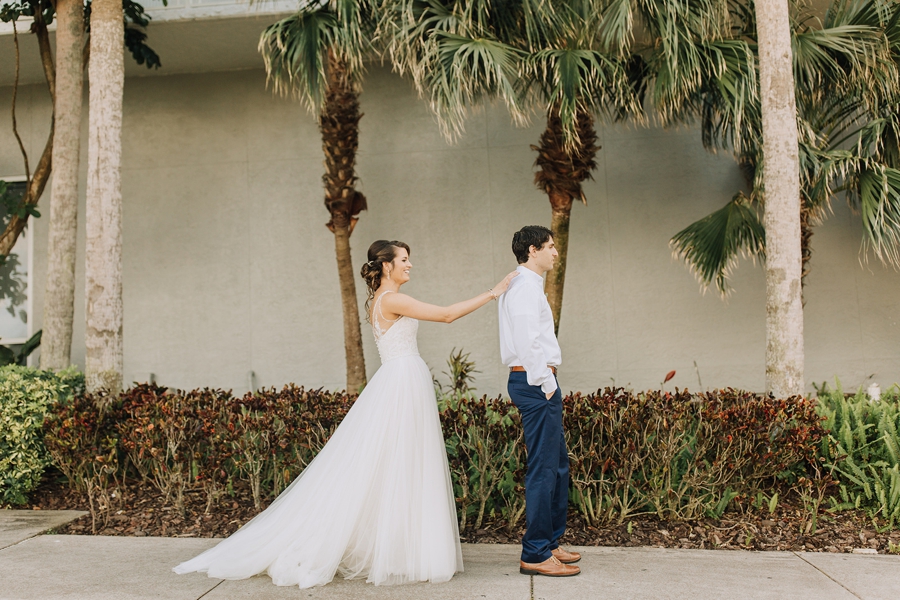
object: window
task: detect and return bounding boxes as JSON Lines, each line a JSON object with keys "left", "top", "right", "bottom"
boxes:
{"left": 0, "top": 177, "right": 32, "bottom": 347}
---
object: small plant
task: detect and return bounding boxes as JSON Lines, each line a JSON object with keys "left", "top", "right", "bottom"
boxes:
{"left": 751, "top": 491, "right": 779, "bottom": 514}
{"left": 661, "top": 370, "right": 676, "bottom": 388}
{"left": 437, "top": 348, "right": 480, "bottom": 408}
{"left": 796, "top": 475, "right": 829, "bottom": 535}
{"left": 225, "top": 394, "right": 278, "bottom": 510}
{"left": 116, "top": 384, "right": 195, "bottom": 514}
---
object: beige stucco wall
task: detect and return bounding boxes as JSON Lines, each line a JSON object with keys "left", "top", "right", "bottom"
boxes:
{"left": 1, "top": 65, "right": 898, "bottom": 397}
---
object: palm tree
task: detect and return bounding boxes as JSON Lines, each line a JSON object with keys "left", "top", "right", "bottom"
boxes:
{"left": 755, "top": 0, "right": 804, "bottom": 397}
{"left": 667, "top": 0, "right": 900, "bottom": 395}
{"left": 383, "top": 0, "right": 639, "bottom": 334}
{"left": 41, "top": 0, "right": 84, "bottom": 372}
{"left": 526, "top": 4, "right": 639, "bottom": 333}
{"left": 672, "top": 1, "right": 900, "bottom": 293}
{"left": 259, "top": 0, "right": 375, "bottom": 392}
{"left": 84, "top": 0, "right": 126, "bottom": 393}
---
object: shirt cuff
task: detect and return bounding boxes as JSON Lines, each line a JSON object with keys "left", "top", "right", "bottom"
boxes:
{"left": 540, "top": 376, "right": 558, "bottom": 395}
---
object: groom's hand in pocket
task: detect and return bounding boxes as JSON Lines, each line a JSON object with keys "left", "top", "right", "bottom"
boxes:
{"left": 546, "top": 391, "right": 554, "bottom": 400}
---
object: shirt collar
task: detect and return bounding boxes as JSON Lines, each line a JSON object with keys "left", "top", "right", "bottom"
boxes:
{"left": 516, "top": 264, "right": 544, "bottom": 284}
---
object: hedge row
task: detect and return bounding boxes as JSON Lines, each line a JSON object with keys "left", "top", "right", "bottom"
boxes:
{"left": 38, "top": 383, "right": 827, "bottom": 533}
{"left": 4, "top": 366, "right": 897, "bottom": 534}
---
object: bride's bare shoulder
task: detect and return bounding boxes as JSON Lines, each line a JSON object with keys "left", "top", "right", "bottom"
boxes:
{"left": 380, "top": 291, "right": 415, "bottom": 308}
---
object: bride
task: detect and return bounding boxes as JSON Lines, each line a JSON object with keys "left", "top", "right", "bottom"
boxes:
{"left": 174, "top": 239, "right": 517, "bottom": 588}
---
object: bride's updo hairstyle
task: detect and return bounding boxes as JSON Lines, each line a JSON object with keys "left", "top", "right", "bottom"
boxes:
{"left": 360, "top": 239, "right": 411, "bottom": 320}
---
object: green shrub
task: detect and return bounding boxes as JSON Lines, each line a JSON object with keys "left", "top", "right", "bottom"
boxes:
{"left": 817, "top": 382, "right": 900, "bottom": 527}
{"left": 0, "top": 366, "right": 78, "bottom": 505}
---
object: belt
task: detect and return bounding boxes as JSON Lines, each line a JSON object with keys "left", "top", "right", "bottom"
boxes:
{"left": 510, "top": 365, "right": 557, "bottom": 375}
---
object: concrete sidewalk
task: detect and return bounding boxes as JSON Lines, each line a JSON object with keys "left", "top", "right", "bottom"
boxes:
{"left": 1, "top": 511, "right": 898, "bottom": 600}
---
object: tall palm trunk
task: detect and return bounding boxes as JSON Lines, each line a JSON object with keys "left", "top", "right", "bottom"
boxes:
{"left": 41, "top": 0, "right": 84, "bottom": 371}
{"left": 532, "top": 106, "right": 598, "bottom": 335}
{"left": 546, "top": 190, "right": 573, "bottom": 334}
{"left": 321, "top": 55, "right": 367, "bottom": 392}
{"left": 84, "top": 0, "right": 125, "bottom": 393}
{"left": 756, "top": 0, "right": 804, "bottom": 397}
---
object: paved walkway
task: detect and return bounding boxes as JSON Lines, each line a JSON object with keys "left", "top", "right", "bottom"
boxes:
{"left": 1, "top": 510, "right": 898, "bottom": 599}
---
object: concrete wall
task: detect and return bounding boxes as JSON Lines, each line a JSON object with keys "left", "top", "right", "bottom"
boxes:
{"left": 1, "top": 66, "right": 898, "bottom": 397}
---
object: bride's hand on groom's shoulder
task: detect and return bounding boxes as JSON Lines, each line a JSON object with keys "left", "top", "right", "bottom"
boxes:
{"left": 492, "top": 271, "right": 519, "bottom": 297}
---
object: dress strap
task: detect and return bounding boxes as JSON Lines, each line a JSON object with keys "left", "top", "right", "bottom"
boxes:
{"left": 372, "top": 291, "right": 401, "bottom": 338}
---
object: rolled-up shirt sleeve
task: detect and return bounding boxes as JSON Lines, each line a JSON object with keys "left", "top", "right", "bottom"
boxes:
{"left": 508, "top": 288, "right": 558, "bottom": 395}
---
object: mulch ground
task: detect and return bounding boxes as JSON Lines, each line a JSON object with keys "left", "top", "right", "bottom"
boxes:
{"left": 13, "top": 469, "right": 900, "bottom": 555}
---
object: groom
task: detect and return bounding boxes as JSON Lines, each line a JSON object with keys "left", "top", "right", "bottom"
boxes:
{"left": 498, "top": 225, "right": 580, "bottom": 577}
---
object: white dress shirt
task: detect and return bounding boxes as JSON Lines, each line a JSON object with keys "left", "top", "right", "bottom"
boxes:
{"left": 498, "top": 265, "right": 562, "bottom": 394}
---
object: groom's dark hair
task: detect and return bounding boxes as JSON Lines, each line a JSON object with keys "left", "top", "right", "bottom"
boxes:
{"left": 512, "top": 225, "right": 553, "bottom": 264}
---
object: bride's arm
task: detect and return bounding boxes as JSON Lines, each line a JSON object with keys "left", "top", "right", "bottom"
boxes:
{"left": 382, "top": 272, "right": 518, "bottom": 324}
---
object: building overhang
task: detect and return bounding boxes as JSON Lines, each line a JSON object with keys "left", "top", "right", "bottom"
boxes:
{"left": 0, "top": 0, "right": 300, "bottom": 87}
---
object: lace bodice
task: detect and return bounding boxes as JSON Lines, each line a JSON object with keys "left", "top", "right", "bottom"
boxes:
{"left": 372, "top": 291, "right": 420, "bottom": 363}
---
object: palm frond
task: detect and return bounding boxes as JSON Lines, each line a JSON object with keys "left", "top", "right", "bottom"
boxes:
{"left": 885, "top": 2, "right": 900, "bottom": 60}
{"left": 381, "top": 0, "right": 457, "bottom": 84}
{"left": 824, "top": 0, "right": 896, "bottom": 32}
{"left": 596, "top": 0, "right": 635, "bottom": 55}
{"left": 697, "top": 39, "right": 759, "bottom": 155}
{"left": 853, "top": 162, "right": 900, "bottom": 267}
{"left": 259, "top": 8, "right": 338, "bottom": 111}
{"left": 670, "top": 192, "right": 766, "bottom": 296}
{"left": 382, "top": 0, "right": 642, "bottom": 143}
{"left": 809, "top": 139, "right": 900, "bottom": 269}
{"left": 641, "top": 0, "right": 747, "bottom": 130}
{"left": 258, "top": 0, "right": 377, "bottom": 112}
{"left": 329, "top": 0, "right": 377, "bottom": 73}
{"left": 527, "top": 46, "right": 638, "bottom": 147}
{"left": 423, "top": 32, "right": 528, "bottom": 139}
{"left": 792, "top": 24, "right": 896, "bottom": 109}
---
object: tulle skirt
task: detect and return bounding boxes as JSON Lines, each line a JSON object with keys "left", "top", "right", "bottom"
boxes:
{"left": 173, "top": 354, "right": 463, "bottom": 588}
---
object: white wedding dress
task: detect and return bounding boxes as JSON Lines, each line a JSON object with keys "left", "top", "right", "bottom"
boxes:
{"left": 173, "top": 291, "right": 463, "bottom": 587}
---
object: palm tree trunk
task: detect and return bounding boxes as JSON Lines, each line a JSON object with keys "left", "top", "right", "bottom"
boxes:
{"left": 532, "top": 106, "right": 599, "bottom": 335}
{"left": 332, "top": 217, "right": 366, "bottom": 391}
{"left": 41, "top": 0, "right": 84, "bottom": 371}
{"left": 321, "top": 55, "right": 367, "bottom": 392}
{"left": 546, "top": 192, "right": 573, "bottom": 335}
{"left": 84, "top": 0, "right": 124, "bottom": 393}
{"left": 756, "top": 0, "right": 804, "bottom": 397}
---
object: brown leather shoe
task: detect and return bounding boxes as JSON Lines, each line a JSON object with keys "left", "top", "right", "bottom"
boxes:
{"left": 551, "top": 547, "right": 581, "bottom": 564}
{"left": 519, "top": 555, "right": 581, "bottom": 577}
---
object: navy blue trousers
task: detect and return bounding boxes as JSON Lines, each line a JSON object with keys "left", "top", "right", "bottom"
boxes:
{"left": 507, "top": 371, "right": 569, "bottom": 563}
